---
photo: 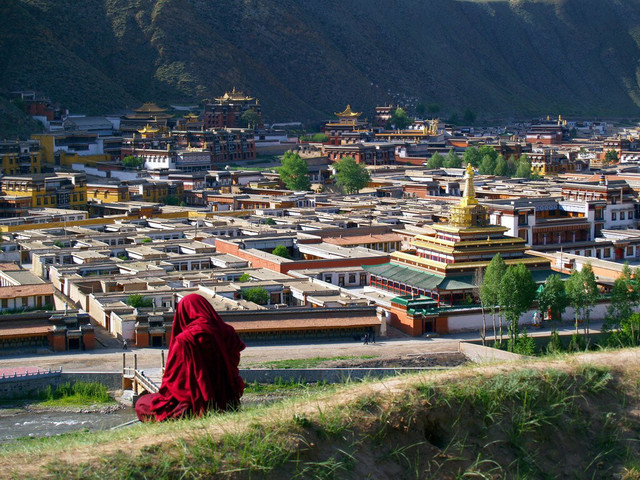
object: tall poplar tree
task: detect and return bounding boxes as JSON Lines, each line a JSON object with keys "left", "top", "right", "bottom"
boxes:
{"left": 481, "top": 253, "right": 506, "bottom": 344}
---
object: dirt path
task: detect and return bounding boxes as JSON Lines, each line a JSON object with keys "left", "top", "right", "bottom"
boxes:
{"left": 0, "top": 337, "right": 462, "bottom": 372}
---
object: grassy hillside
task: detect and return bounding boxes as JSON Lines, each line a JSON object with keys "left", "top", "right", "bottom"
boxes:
{"left": 2, "top": 349, "right": 639, "bottom": 479}
{"left": 2, "top": 0, "right": 640, "bottom": 122}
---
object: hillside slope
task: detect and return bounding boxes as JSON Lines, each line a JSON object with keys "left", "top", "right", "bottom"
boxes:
{"left": 2, "top": 349, "right": 639, "bottom": 479}
{"left": 2, "top": 0, "right": 640, "bottom": 121}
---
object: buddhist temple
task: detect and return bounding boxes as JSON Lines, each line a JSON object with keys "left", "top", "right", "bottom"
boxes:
{"left": 204, "top": 88, "right": 263, "bottom": 129}
{"left": 120, "top": 103, "right": 172, "bottom": 134}
{"left": 323, "top": 104, "right": 370, "bottom": 145}
{"left": 365, "top": 164, "right": 555, "bottom": 306}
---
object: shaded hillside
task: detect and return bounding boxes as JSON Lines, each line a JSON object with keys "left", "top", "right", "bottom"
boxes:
{"left": 2, "top": 350, "right": 639, "bottom": 479}
{"left": 3, "top": 0, "right": 640, "bottom": 122}
{"left": 0, "top": 94, "right": 43, "bottom": 140}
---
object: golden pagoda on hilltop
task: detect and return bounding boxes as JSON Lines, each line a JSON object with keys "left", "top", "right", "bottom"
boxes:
{"left": 365, "top": 164, "right": 553, "bottom": 309}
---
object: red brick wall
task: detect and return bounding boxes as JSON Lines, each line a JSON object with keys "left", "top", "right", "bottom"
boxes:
{"left": 215, "top": 238, "right": 389, "bottom": 274}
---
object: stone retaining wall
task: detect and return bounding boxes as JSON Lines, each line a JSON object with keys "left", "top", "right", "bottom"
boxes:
{"left": 0, "top": 368, "right": 450, "bottom": 399}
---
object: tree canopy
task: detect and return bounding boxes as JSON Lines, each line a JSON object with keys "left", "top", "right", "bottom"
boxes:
{"left": 481, "top": 253, "right": 507, "bottom": 343}
{"left": 278, "top": 151, "right": 311, "bottom": 191}
{"left": 391, "top": 108, "right": 412, "bottom": 130}
{"left": 123, "top": 155, "right": 145, "bottom": 169}
{"left": 537, "top": 274, "right": 568, "bottom": 322}
{"left": 499, "top": 263, "right": 537, "bottom": 351}
{"left": 242, "top": 287, "right": 270, "bottom": 305}
{"left": 427, "top": 152, "right": 444, "bottom": 169}
{"left": 272, "top": 245, "right": 291, "bottom": 259}
{"left": 443, "top": 149, "right": 462, "bottom": 168}
{"left": 126, "top": 294, "right": 153, "bottom": 308}
{"left": 240, "top": 109, "right": 260, "bottom": 129}
{"left": 565, "top": 264, "right": 599, "bottom": 337}
{"left": 333, "top": 156, "right": 371, "bottom": 194}
{"left": 604, "top": 149, "right": 619, "bottom": 164}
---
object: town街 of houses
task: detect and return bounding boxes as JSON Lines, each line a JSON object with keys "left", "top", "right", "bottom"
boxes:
{"left": 1, "top": 91, "right": 640, "bottom": 352}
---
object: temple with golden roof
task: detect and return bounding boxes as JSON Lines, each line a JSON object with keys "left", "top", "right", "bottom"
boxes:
{"left": 364, "top": 164, "right": 554, "bottom": 310}
{"left": 323, "top": 104, "right": 370, "bottom": 145}
{"left": 120, "top": 103, "right": 172, "bottom": 134}
{"left": 204, "top": 88, "right": 263, "bottom": 129}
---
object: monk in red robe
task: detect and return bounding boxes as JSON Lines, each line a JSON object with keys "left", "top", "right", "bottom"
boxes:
{"left": 135, "top": 293, "right": 245, "bottom": 422}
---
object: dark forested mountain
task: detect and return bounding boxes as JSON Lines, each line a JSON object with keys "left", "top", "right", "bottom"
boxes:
{"left": 3, "top": 0, "right": 640, "bottom": 123}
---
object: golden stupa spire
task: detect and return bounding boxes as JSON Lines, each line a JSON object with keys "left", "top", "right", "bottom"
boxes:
{"left": 460, "top": 163, "right": 478, "bottom": 207}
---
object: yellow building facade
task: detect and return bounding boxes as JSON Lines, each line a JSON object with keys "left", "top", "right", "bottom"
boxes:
{"left": 0, "top": 173, "right": 87, "bottom": 210}
{"left": 0, "top": 140, "right": 42, "bottom": 175}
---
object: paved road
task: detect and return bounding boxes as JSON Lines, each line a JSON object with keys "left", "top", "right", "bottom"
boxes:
{"left": 0, "top": 321, "right": 604, "bottom": 374}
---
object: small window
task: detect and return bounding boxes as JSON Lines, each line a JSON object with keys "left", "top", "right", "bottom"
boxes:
{"left": 621, "top": 212, "right": 626, "bottom": 220}
{"left": 612, "top": 212, "right": 617, "bottom": 221}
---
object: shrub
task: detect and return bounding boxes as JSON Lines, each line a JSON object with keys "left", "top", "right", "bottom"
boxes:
{"left": 242, "top": 287, "right": 270, "bottom": 305}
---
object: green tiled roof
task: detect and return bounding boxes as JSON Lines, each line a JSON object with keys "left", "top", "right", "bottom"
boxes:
{"left": 363, "top": 263, "right": 474, "bottom": 291}
{"left": 437, "top": 276, "right": 475, "bottom": 290}
{"left": 363, "top": 263, "right": 443, "bottom": 290}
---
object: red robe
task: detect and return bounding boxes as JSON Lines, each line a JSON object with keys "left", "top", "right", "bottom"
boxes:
{"left": 135, "top": 294, "right": 245, "bottom": 422}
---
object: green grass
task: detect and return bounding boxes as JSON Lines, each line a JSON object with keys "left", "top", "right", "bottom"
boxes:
{"left": 244, "top": 378, "right": 332, "bottom": 395}
{"left": 253, "top": 355, "right": 378, "bottom": 369}
{"left": 37, "top": 382, "right": 114, "bottom": 407}
{"left": 4, "top": 359, "right": 640, "bottom": 479}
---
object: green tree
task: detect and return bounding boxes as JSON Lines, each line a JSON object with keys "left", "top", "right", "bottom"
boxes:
{"left": 426, "top": 152, "right": 444, "bottom": 169}
{"left": 123, "top": 155, "right": 145, "bottom": 169}
{"left": 311, "top": 133, "right": 329, "bottom": 142}
{"left": 537, "top": 274, "right": 568, "bottom": 323}
{"left": 391, "top": 108, "right": 412, "bottom": 130}
{"left": 126, "top": 294, "right": 153, "bottom": 308}
{"left": 242, "top": 287, "right": 270, "bottom": 305}
{"left": 164, "top": 195, "right": 180, "bottom": 205}
{"left": 493, "top": 155, "right": 508, "bottom": 176}
{"left": 473, "top": 267, "right": 487, "bottom": 345}
{"left": 334, "top": 156, "right": 371, "bottom": 194}
{"left": 481, "top": 253, "right": 507, "bottom": 344}
{"left": 604, "top": 149, "right": 619, "bottom": 164}
{"left": 463, "top": 108, "right": 477, "bottom": 125}
{"left": 506, "top": 155, "right": 517, "bottom": 177}
{"left": 443, "top": 149, "right": 462, "bottom": 168}
{"left": 238, "top": 273, "right": 251, "bottom": 282}
{"left": 263, "top": 217, "right": 276, "bottom": 225}
{"left": 415, "top": 102, "right": 427, "bottom": 116}
{"left": 499, "top": 263, "right": 537, "bottom": 352}
{"left": 240, "top": 109, "right": 260, "bottom": 129}
{"left": 515, "top": 158, "right": 532, "bottom": 179}
{"left": 477, "top": 146, "right": 498, "bottom": 162}
{"left": 272, "top": 245, "right": 291, "bottom": 259}
{"left": 565, "top": 264, "right": 599, "bottom": 339}
{"left": 546, "top": 329, "right": 563, "bottom": 354}
{"left": 427, "top": 104, "right": 440, "bottom": 114}
{"left": 609, "top": 313, "right": 640, "bottom": 348}
{"left": 278, "top": 151, "right": 311, "bottom": 191}
{"left": 606, "top": 263, "right": 638, "bottom": 330}
{"left": 479, "top": 155, "right": 496, "bottom": 175}
{"left": 462, "top": 147, "right": 482, "bottom": 167}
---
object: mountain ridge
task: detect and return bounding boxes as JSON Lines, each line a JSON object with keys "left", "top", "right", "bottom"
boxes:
{"left": 2, "top": 0, "right": 640, "bottom": 123}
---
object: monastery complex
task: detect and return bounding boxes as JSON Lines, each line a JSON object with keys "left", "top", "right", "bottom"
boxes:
{"left": 2, "top": 91, "right": 640, "bottom": 351}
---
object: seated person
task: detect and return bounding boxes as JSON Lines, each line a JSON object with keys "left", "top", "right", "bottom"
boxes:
{"left": 135, "top": 293, "right": 245, "bottom": 422}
